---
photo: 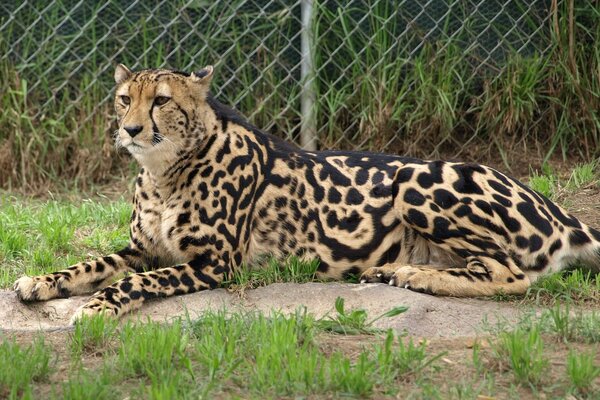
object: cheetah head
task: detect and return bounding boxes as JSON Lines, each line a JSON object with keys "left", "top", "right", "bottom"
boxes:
{"left": 113, "top": 64, "right": 215, "bottom": 172}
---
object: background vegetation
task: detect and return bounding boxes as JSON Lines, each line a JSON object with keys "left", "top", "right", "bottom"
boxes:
{"left": 0, "top": 0, "right": 598, "bottom": 191}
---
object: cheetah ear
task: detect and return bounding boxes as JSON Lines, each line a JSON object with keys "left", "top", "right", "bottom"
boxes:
{"left": 191, "top": 65, "right": 214, "bottom": 85}
{"left": 114, "top": 64, "right": 132, "bottom": 84}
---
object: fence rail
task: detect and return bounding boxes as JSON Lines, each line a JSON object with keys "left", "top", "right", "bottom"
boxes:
{"left": 1, "top": 0, "right": 598, "bottom": 188}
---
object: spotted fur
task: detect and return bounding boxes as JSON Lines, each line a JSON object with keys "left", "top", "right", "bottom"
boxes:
{"left": 14, "top": 65, "right": 600, "bottom": 322}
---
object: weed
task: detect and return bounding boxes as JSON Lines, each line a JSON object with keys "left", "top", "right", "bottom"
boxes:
{"left": 228, "top": 256, "right": 319, "bottom": 289}
{"left": 567, "top": 161, "right": 598, "bottom": 190}
{"left": 118, "top": 320, "right": 193, "bottom": 380}
{"left": 528, "top": 169, "right": 558, "bottom": 199}
{"left": 0, "top": 337, "right": 53, "bottom": 398}
{"left": 316, "top": 296, "right": 407, "bottom": 335}
{"left": 70, "top": 313, "right": 119, "bottom": 356}
{"left": 56, "top": 368, "right": 117, "bottom": 400}
{"left": 377, "top": 330, "right": 444, "bottom": 378}
{"left": 526, "top": 269, "right": 600, "bottom": 305}
{"left": 493, "top": 326, "right": 548, "bottom": 386}
{"left": 566, "top": 350, "right": 600, "bottom": 396}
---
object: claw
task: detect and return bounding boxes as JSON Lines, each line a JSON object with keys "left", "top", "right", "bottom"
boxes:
{"left": 360, "top": 279, "right": 366, "bottom": 284}
{"left": 376, "top": 273, "right": 382, "bottom": 278}
{"left": 389, "top": 278, "right": 395, "bottom": 286}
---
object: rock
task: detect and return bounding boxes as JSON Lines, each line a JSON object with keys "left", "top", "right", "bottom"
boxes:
{"left": 0, "top": 283, "right": 522, "bottom": 337}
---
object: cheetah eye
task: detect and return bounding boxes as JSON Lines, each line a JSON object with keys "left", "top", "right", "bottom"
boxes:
{"left": 120, "top": 95, "right": 130, "bottom": 105}
{"left": 154, "top": 96, "right": 170, "bottom": 106}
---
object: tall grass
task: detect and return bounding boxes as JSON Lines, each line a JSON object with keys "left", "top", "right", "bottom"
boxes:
{"left": 0, "top": 0, "right": 598, "bottom": 190}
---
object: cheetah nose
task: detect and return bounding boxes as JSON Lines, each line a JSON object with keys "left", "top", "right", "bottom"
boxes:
{"left": 124, "top": 125, "right": 143, "bottom": 138}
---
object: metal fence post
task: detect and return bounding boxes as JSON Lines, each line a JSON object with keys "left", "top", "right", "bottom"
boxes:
{"left": 300, "top": 0, "right": 317, "bottom": 151}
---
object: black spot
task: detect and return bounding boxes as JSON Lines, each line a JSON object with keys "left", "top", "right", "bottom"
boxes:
{"left": 452, "top": 164, "right": 484, "bottom": 195}
{"left": 447, "top": 269, "right": 475, "bottom": 282}
{"left": 475, "top": 200, "right": 493, "bottom": 216}
{"left": 168, "top": 275, "right": 181, "bottom": 287}
{"left": 549, "top": 239, "right": 562, "bottom": 255}
{"left": 158, "top": 277, "right": 169, "bottom": 287}
{"left": 407, "top": 209, "right": 428, "bottom": 229}
{"left": 454, "top": 204, "right": 472, "bottom": 217}
{"left": 516, "top": 202, "right": 553, "bottom": 236}
{"left": 395, "top": 167, "right": 414, "bottom": 183}
{"left": 328, "top": 187, "right": 342, "bottom": 204}
{"left": 177, "top": 212, "right": 191, "bottom": 225}
{"left": 515, "top": 235, "right": 529, "bottom": 249}
{"left": 120, "top": 281, "right": 133, "bottom": 293}
{"left": 180, "top": 273, "right": 194, "bottom": 288}
{"left": 507, "top": 277, "right": 514, "bottom": 283}
{"left": 488, "top": 180, "right": 512, "bottom": 196}
{"left": 317, "top": 261, "right": 329, "bottom": 273}
{"left": 433, "top": 189, "right": 459, "bottom": 209}
{"left": 569, "top": 230, "right": 591, "bottom": 246}
{"left": 529, "top": 234, "right": 543, "bottom": 252}
{"left": 275, "top": 196, "right": 288, "bottom": 209}
{"left": 129, "top": 290, "right": 142, "bottom": 300}
{"left": 417, "top": 172, "right": 434, "bottom": 188}
{"left": 372, "top": 171, "right": 384, "bottom": 184}
{"left": 492, "top": 194, "right": 512, "bottom": 207}
{"left": 95, "top": 261, "right": 105, "bottom": 273}
{"left": 370, "top": 184, "right": 392, "bottom": 198}
{"left": 590, "top": 228, "right": 600, "bottom": 242}
{"left": 531, "top": 254, "right": 548, "bottom": 271}
{"left": 404, "top": 188, "right": 426, "bottom": 206}
{"left": 491, "top": 203, "right": 522, "bottom": 233}
{"left": 200, "top": 165, "right": 214, "bottom": 178}
{"left": 355, "top": 169, "right": 369, "bottom": 185}
{"left": 346, "top": 188, "right": 364, "bottom": 205}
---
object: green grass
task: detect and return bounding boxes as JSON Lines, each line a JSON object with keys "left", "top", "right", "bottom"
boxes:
{"left": 70, "top": 314, "right": 119, "bottom": 357}
{"left": 528, "top": 167, "right": 558, "bottom": 199}
{"left": 229, "top": 256, "right": 320, "bottom": 289}
{"left": 525, "top": 268, "right": 600, "bottom": 306}
{"left": 34, "top": 307, "right": 443, "bottom": 398}
{"left": 1, "top": 302, "right": 597, "bottom": 398}
{"left": 567, "top": 350, "right": 600, "bottom": 397}
{"left": 492, "top": 326, "right": 548, "bottom": 387}
{"left": 0, "top": 337, "right": 53, "bottom": 399}
{"left": 0, "top": 195, "right": 131, "bottom": 287}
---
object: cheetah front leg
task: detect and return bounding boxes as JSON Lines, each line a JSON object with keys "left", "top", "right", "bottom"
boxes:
{"left": 70, "top": 254, "right": 230, "bottom": 324}
{"left": 13, "top": 246, "right": 144, "bottom": 301}
{"left": 360, "top": 255, "right": 530, "bottom": 296}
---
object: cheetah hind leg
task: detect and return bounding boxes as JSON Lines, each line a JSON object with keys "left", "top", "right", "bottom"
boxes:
{"left": 360, "top": 255, "right": 530, "bottom": 297}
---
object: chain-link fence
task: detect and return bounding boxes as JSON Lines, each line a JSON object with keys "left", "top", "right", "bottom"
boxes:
{"left": 1, "top": 0, "right": 598, "bottom": 187}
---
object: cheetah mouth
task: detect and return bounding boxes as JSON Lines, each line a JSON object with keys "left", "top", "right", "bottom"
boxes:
{"left": 124, "top": 142, "right": 145, "bottom": 154}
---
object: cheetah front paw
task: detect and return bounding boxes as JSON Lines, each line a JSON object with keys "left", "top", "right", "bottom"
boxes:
{"left": 69, "top": 299, "right": 118, "bottom": 325}
{"left": 14, "top": 275, "right": 67, "bottom": 301}
{"left": 389, "top": 266, "right": 435, "bottom": 294}
{"left": 359, "top": 266, "right": 396, "bottom": 284}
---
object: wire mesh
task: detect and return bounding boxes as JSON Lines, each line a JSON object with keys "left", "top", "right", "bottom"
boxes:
{"left": 0, "top": 0, "right": 565, "bottom": 159}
